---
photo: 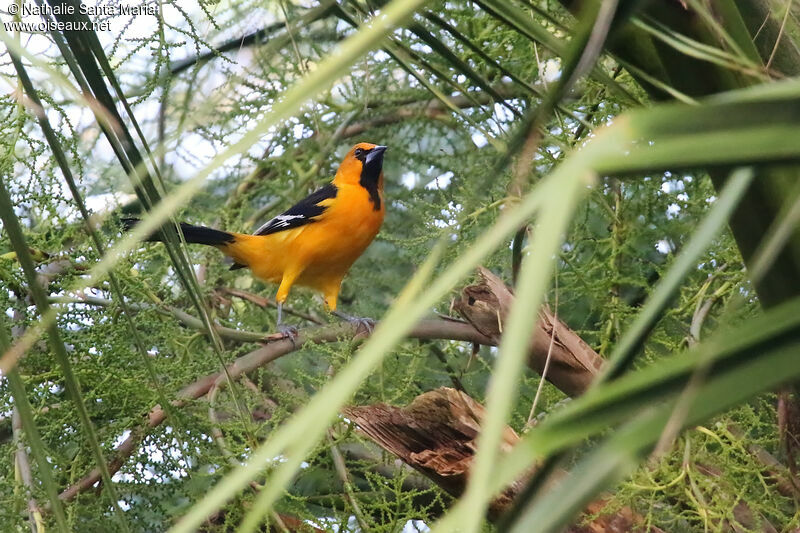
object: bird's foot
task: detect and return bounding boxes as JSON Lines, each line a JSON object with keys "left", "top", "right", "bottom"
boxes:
{"left": 265, "top": 323, "right": 299, "bottom": 345}
{"left": 278, "top": 323, "right": 299, "bottom": 338}
{"left": 333, "top": 311, "right": 375, "bottom": 334}
{"left": 272, "top": 302, "right": 299, "bottom": 344}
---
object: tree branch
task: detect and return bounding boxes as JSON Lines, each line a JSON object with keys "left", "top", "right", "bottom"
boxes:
{"left": 169, "top": 1, "right": 338, "bottom": 75}
{"left": 58, "top": 318, "right": 495, "bottom": 501}
{"left": 338, "top": 83, "right": 528, "bottom": 139}
{"left": 453, "top": 266, "right": 604, "bottom": 397}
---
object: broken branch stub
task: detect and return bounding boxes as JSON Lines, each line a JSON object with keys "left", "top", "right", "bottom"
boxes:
{"left": 344, "top": 388, "right": 656, "bottom": 530}
{"left": 454, "top": 266, "right": 604, "bottom": 397}
{"left": 343, "top": 387, "right": 525, "bottom": 519}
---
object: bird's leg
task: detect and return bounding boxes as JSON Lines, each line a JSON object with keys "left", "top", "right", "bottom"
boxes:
{"left": 275, "top": 270, "right": 302, "bottom": 342}
{"left": 332, "top": 310, "right": 375, "bottom": 334}
{"left": 276, "top": 302, "right": 299, "bottom": 342}
{"left": 323, "top": 282, "right": 373, "bottom": 333}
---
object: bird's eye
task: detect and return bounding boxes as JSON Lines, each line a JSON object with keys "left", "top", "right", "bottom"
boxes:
{"left": 354, "top": 148, "right": 364, "bottom": 157}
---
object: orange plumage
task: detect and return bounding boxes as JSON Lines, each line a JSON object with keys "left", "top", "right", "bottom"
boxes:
{"left": 132, "top": 142, "right": 387, "bottom": 315}
{"left": 222, "top": 143, "right": 386, "bottom": 311}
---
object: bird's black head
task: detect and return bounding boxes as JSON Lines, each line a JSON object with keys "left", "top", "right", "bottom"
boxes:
{"left": 354, "top": 144, "right": 387, "bottom": 178}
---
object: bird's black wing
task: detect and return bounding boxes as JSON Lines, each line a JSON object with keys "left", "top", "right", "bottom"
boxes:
{"left": 253, "top": 183, "right": 338, "bottom": 236}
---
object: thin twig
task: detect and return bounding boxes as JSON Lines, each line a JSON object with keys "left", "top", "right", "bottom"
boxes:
{"left": 220, "top": 287, "right": 323, "bottom": 324}
{"left": 325, "top": 362, "right": 371, "bottom": 533}
{"left": 48, "top": 293, "right": 288, "bottom": 343}
{"left": 13, "top": 407, "right": 45, "bottom": 533}
{"left": 654, "top": 263, "right": 729, "bottom": 456}
{"left": 328, "top": 428, "right": 372, "bottom": 532}
{"left": 207, "top": 380, "right": 239, "bottom": 466}
{"left": 767, "top": 0, "right": 794, "bottom": 70}
{"left": 429, "top": 344, "right": 468, "bottom": 394}
{"left": 688, "top": 263, "right": 728, "bottom": 346}
{"left": 527, "top": 274, "right": 559, "bottom": 427}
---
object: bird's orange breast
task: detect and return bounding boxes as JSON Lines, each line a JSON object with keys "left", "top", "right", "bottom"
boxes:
{"left": 223, "top": 182, "right": 385, "bottom": 291}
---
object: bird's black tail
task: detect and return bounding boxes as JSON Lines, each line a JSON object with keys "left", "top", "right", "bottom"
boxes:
{"left": 121, "top": 218, "right": 235, "bottom": 246}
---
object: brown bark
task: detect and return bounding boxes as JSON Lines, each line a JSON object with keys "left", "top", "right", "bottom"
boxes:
{"left": 345, "top": 387, "right": 656, "bottom": 531}
{"left": 341, "top": 268, "right": 662, "bottom": 529}
{"left": 453, "top": 266, "right": 604, "bottom": 397}
{"left": 344, "top": 387, "right": 522, "bottom": 520}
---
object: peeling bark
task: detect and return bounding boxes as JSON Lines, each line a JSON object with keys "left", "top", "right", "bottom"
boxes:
{"left": 344, "top": 387, "right": 522, "bottom": 520}
{"left": 345, "top": 387, "right": 655, "bottom": 530}
{"left": 454, "top": 266, "right": 604, "bottom": 397}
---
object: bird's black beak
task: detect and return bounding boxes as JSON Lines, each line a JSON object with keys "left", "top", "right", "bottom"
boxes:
{"left": 366, "top": 145, "right": 387, "bottom": 167}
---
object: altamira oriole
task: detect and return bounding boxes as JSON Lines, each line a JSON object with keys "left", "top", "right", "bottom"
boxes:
{"left": 126, "top": 142, "right": 387, "bottom": 325}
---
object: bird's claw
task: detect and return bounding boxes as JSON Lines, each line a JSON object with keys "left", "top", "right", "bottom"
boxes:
{"left": 350, "top": 317, "right": 375, "bottom": 334}
{"left": 333, "top": 311, "right": 375, "bottom": 334}
{"left": 277, "top": 324, "right": 299, "bottom": 346}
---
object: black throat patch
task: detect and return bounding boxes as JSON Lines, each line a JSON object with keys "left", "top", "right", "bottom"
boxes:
{"left": 360, "top": 169, "right": 382, "bottom": 211}
{"left": 357, "top": 148, "right": 385, "bottom": 211}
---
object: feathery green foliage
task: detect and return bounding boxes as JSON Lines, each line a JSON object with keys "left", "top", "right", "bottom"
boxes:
{"left": 2, "top": 0, "right": 800, "bottom": 531}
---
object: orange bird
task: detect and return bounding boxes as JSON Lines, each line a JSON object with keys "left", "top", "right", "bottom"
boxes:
{"left": 128, "top": 142, "right": 387, "bottom": 326}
